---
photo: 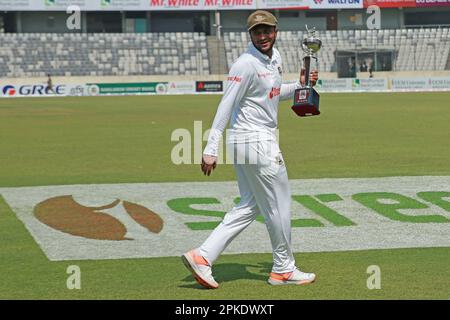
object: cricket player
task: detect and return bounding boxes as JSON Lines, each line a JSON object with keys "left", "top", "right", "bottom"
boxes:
{"left": 46, "top": 74, "right": 55, "bottom": 94}
{"left": 182, "top": 10, "right": 319, "bottom": 289}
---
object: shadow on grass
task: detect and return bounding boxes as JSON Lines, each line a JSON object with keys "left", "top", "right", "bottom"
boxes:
{"left": 179, "top": 262, "right": 272, "bottom": 289}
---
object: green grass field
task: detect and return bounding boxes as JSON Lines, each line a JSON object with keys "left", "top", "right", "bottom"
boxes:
{"left": 0, "top": 92, "right": 449, "bottom": 299}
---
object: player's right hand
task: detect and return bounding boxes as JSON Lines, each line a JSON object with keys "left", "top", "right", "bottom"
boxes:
{"left": 201, "top": 154, "right": 217, "bottom": 176}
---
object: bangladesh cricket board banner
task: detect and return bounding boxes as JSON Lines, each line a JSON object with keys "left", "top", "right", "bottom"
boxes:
{"left": 86, "top": 82, "right": 169, "bottom": 95}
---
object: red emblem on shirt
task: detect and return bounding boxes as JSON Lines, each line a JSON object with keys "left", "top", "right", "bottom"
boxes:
{"left": 269, "top": 87, "right": 281, "bottom": 99}
{"left": 227, "top": 76, "right": 242, "bottom": 82}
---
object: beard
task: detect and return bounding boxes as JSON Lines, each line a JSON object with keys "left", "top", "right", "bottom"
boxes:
{"left": 251, "top": 38, "right": 276, "bottom": 56}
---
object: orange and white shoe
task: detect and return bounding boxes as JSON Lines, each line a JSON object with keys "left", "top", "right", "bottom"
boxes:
{"left": 268, "top": 269, "right": 316, "bottom": 286}
{"left": 181, "top": 249, "right": 219, "bottom": 289}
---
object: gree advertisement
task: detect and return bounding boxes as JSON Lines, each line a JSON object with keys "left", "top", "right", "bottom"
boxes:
{"left": 0, "top": 83, "right": 86, "bottom": 97}
{"left": 0, "top": 83, "right": 171, "bottom": 97}
{"left": 0, "top": 82, "right": 198, "bottom": 97}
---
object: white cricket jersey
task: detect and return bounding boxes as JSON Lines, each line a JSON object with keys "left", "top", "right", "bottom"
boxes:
{"left": 204, "top": 42, "right": 301, "bottom": 157}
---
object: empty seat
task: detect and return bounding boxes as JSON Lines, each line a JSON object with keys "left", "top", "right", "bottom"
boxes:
{"left": 0, "top": 32, "right": 211, "bottom": 77}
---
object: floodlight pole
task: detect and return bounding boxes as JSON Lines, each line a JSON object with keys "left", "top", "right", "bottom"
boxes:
{"left": 424, "top": 28, "right": 436, "bottom": 71}
{"left": 214, "top": 11, "right": 222, "bottom": 41}
{"left": 428, "top": 42, "right": 436, "bottom": 70}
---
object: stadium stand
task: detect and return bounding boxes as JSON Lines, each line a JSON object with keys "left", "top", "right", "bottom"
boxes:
{"left": 0, "top": 29, "right": 449, "bottom": 78}
{"left": 224, "top": 28, "right": 450, "bottom": 73}
{"left": 0, "top": 32, "right": 209, "bottom": 77}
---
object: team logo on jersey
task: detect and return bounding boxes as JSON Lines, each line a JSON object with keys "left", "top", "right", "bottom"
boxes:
{"left": 269, "top": 87, "right": 281, "bottom": 99}
{"left": 278, "top": 66, "right": 283, "bottom": 75}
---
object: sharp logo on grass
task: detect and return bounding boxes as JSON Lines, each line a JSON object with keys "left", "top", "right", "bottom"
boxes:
{"left": 1, "top": 176, "right": 449, "bottom": 261}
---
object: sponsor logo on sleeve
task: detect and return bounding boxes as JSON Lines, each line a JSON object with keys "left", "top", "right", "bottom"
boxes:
{"left": 227, "top": 76, "right": 242, "bottom": 83}
{"left": 269, "top": 87, "right": 281, "bottom": 99}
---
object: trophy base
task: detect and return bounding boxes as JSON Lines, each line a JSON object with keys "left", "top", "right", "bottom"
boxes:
{"left": 292, "top": 87, "right": 320, "bottom": 117}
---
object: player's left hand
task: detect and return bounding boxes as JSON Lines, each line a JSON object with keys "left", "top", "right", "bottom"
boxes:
{"left": 300, "top": 68, "right": 319, "bottom": 87}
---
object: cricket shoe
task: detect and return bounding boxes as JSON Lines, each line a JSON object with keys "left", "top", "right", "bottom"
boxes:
{"left": 268, "top": 268, "right": 316, "bottom": 286}
{"left": 181, "top": 249, "right": 219, "bottom": 289}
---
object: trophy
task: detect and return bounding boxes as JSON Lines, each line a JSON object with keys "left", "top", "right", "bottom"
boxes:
{"left": 292, "top": 26, "right": 322, "bottom": 117}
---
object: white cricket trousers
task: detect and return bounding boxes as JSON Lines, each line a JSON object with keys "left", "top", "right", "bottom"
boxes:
{"left": 199, "top": 140, "right": 296, "bottom": 273}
